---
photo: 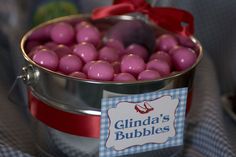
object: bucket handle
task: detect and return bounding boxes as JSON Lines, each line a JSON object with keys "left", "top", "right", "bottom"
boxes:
{"left": 8, "top": 65, "right": 39, "bottom": 103}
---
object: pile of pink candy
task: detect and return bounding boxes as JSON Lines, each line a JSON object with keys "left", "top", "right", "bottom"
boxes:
{"left": 25, "top": 20, "right": 199, "bottom": 82}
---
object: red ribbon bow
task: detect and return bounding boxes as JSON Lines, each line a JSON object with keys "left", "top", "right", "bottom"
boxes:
{"left": 92, "top": 0, "right": 194, "bottom": 36}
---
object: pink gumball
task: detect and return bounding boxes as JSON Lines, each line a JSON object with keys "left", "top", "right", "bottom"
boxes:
{"left": 146, "top": 59, "right": 171, "bottom": 76}
{"left": 138, "top": 70, "right": 161, "bottom": 80}
{"left": 121, "top": 54, "right": 145, "bottom": 76}
{"left": 171, "top": 47, "right": 197, "bottom": 71}
{"left": 156, "top": 34, "right": 178, "bottom": 52}
{"left": 114, "top": 73, "right": 136, "bottom": 82}
{"left": 87, "top": 60, "right": 114, "bottom": 81}
{"left": 73, "top": 42, "right": 98, "bottom": 63}
{"left": 26, "top": 40, "right": 40, "bottom": 52}
{"left": 28, "top": 45, "right": 48, "bottom": 59}
{"left": 51, "top": 22, "right": 75, "bottom": 44}
{"left": 44, "top": 42, "right": 57, "bottom": 50}
{"left": 54, "top": 44, "right": 71, "bottom": 58}
{"left": 32, "top": 49, "right": 59, "bottom": 70}
{"left": 28, "top": 51, "right": 36, "bottom": 59}
{"left": 112, "top": 61, "right": 121, "bottom": 74}
{"left": 75, "top": 21, "right": 91, "bottom": 31}
{"left": 82, "top": 61, "right": 96, "bottom": 74}
{"left": 76, "top": 25, "right": 101, "bottom": 46}
{"left": 168, "top": 45, "right": 181, "bottom": 55}
{"left": 175, "top": 35, "right": 199, "bottom": 55}
{"left": 31, "top": 45, "right": 47, "bottom": 52}
{"left": 29, "top": 25, "right": 53, "bottom": 41}
{"left": 149, "top": 51, "right": 172, "bottom": 66}
{"left": 69, "top": 71, "right": 87, "bottom": 79}
{"left": 105, "top": 38, "right": 125, "bottom": 56}
{"left": 58, "top": 54, "right": 83, "bottom": 74}
{"left": 126, "top": 44, "right": 148, "bottom": 61}
{"left": 29, "top": 45, "right": 46, "bottom": 53}
{"left": 99, "top": 46, "right": 120, "bottom": 63}
{"left": 175, "top": 34, "right": 195, "bottom": 48}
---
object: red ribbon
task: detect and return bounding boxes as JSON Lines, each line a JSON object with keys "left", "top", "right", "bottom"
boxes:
{"left": 28, "top": 92, "right": 100, "bottom": 138}
{"left": 92, "top": 0, "right": 194, "bottom": 36}
{"left": 28, "top": 90, "right": 192, "bottom": 138}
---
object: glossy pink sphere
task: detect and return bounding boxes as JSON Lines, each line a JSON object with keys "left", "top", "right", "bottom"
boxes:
{"left": 106, "top": 38, "right": 125, "bottom": 55}
{"left": 171, "top": 47, "right": 197, "bottom": 71}
{"left": 76, "top": 25, "right": 100, "bottom": 46}
{"left": 54, "top": 45, "right": 71, "bottom": 58}
{"left": 28, "top": 45, "right": 47, "bottom": 58}
{"left": 32, "top": 49, "right": 59, "bottom": 70}
{"left": 114, "top": 73, "right": 136, "bottom": 82}
{"left": 146, "top": 59, "right": 171, "bottom": 76}
{"left": 175, "top": 35, "right": 199, "bottom": 55}
{"left": 138, "top": 70, "right": 161, "bottom": 80}
{"left": 51, "top": 22, "right": 75, "bottom": 44}
{"left": 28, "top": 51, "right": 36, "bottom": 59}
{"left": 69, "top": 71, "right": 87, "bottom": 79}
{"left": 31, "top": 45, "right": 47, "bottom": 52}
{"left": 87, "top": 61, "right": 114, "bottom": 81}
{"left": 26, "top": 40, "right": 40, "bottom": 52}
{"left": 156, "top": 34, "right": 178, "bottom": 52}
{"left": 99, "top": 46, "right": 119, "bottom": 63}
{"left": 121, "top": 54, "right": 145, "bottom": 76}
{"left": 111, "top": 61, "right": 121, "bottom": 74}
{"left": 82, "top": 61, "right": 96, "bottom": 74}
{"left": 73, "top": 42, "right": 98, "bottom": 63}
{"left": 126, "top": 44, "right": 148, "bottom": 61}
{"left": 44, "top": 42, "right": 57, "bottom": 50}
{"left": 58, "top": 54, "right": 83, "bottom": 74}
{"left": 75, "top": 21, "right": 91, "bottom": 31}
{"left": 175, "top": 35, "right": 195, "bottom": 48}
{"left": 149, "top": 51, "right": 172, "bottom": 66}
{"left": 29, "top": 25, "right": 53, "bottom": 41}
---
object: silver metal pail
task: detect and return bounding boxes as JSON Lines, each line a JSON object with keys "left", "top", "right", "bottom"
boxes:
{"left": 20, "top": 15, "right": 203, "bottom": 157}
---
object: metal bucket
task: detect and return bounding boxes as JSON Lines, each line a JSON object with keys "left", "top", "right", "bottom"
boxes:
{"left": 20, "top": 14, "right": 203, "bottom": 157}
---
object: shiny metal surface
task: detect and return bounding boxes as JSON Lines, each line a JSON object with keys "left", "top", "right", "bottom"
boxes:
{"left": 21, "top": 65, "right": 40, "bottom": 85}
{"left": 20, "top": 15, "right": 203, "bottom": 116}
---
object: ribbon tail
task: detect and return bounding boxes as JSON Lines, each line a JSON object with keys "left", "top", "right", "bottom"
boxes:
{"left": 149, "top": 7, "right": 194, "bottom": 36}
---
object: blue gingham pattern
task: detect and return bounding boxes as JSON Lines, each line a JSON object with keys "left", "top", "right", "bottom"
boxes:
{"left": 99, "top": 88, "right": 188, "bottom": 157}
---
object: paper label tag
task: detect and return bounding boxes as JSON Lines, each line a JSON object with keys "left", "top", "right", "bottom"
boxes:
{"left": 99, "top": 88, "right": 188, "bottom": 157}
